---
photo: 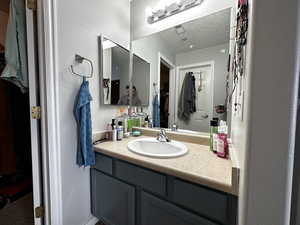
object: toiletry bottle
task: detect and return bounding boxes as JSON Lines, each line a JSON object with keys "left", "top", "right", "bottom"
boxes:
{"left": 120, "top": 107, "right": 125, "bottom": 115}
{"left": 123, "top": 116, "right": 128, "bottom": 133}
{"left": 210, "top": 120, "right": 218, "bottom": 152}
{"left": 148, "top": 118, "right": 153, "bottom": 128}
{"left": 136, "top": 115, "right": 141, "bottom": 127}
{"left": 213, "top": 117, "right": 219, "bottom": 124}
{"left": 106, "top": 123, "right": 112, "bottom": 140}
{"left": 217, "top": 133, "right": 228, "bottom": 158}
{"left": 132, "top": 115, "right": 138, "bottom": 127}
{"left": 144, "top": 116, "right": 149, "bottom": 128}
{"left": 117, "top": 121, "right": 123, "bottom": 141}
{"left": 219, "top": 120, "right": 228, "bottom": 134}
{"left": 112, "top": 119, "right": 117, "bottom": 142}
{"left": 127, "top": 117, "right": 133, "bottom": 133}
{"left": 213, "top": 133, "right": 218, "bottom": 152}
{"left": 213, "top": 120, "right": 224, "bottom": 152}
{"left": 216, "top": 120, "right": 228, "bottom": 158}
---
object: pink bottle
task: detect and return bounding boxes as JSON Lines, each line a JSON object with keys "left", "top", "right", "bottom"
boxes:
{"left": 216, "top": 133, "right": 228, "bottom": 158}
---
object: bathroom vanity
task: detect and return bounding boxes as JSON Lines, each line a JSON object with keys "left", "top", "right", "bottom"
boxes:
{"left": 92, "top": 2, "right": 240, "bottom": 224}
{"left": 91, "top": 136, "right": 238, "bottom": 225}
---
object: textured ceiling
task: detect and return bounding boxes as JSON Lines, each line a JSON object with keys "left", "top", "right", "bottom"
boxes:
{"left": 158, "top": 8, "right": 231, "bottom": 54}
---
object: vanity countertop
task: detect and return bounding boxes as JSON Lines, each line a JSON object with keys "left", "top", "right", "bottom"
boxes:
{"left": 94, "top": 136, "right": 238, "bottom": 195}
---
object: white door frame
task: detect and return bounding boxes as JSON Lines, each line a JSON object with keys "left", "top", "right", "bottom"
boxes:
{"left": 26, "top": 5, "right": 43, "bottom": 225}
{"left": 175, "top": 61, "right": 215, "bottom": 125}
{"left": 157, "top": 52, "right": 176, "bottom": 127}
{"left": 35, "top": 0, "right": 63, "bottom": 224}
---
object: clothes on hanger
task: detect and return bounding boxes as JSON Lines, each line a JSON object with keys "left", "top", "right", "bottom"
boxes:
{"left": 178, "top": 72, "right": 196, "bottom": 122}
{"left": 1, "top": 0, "right": 28, "bottom": 93}
{"left": 152, "top": 94, "right": 160, "bottom": 127}
{"left": 160, "top": 87, "right": 169, "bottom": 128}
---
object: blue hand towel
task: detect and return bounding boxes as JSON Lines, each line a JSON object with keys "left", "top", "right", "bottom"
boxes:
{"left": 74, "top": 79, "right": 95, "bottom": 167}
{"left": 152, "top": 94, "right": 160, "bottom": 127}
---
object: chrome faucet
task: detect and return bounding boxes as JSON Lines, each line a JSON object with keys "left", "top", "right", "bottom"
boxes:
{"left": 157, "top": 129, "right": 170, "bottom": 142}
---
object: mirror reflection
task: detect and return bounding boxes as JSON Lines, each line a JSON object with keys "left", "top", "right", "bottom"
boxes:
{"left": 131, "top": 54, "right": 150, "bottom": 106}
{"left": 131, "top": 9, "right": 231, "bottom": 133}
{"left": 100, "top": 37, "right": 130, "bottom": 105}
{"left": 100, "top": 37, "right": 151, "bottom": 106}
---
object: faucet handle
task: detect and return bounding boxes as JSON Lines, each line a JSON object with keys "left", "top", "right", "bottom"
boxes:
{"left": 157, "top": 128, "right": 170, "bottom": 142}
{"left": 171, "top": 123, "right": 178, "bottom": 131}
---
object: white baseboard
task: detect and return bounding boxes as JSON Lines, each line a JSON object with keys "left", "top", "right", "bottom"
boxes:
{"left": 84, "top": 216, "right": 98, "bottom": 225}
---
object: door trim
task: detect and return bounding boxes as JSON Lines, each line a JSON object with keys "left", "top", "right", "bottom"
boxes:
{"left": 175, "top": 61, "right": 215, "bottom": 125}
{"left": 36, "top": 0, "right": 63, "bottom": 224}
{"left": 26, "top": 4, "right": 44, "bottom": 225}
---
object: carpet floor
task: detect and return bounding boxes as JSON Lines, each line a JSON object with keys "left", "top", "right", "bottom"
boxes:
{"left": 0, "top": 193, "right": 34, "bottom": 225}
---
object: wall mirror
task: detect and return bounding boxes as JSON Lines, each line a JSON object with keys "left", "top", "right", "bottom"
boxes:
{"left": 130, "top": 6, "right": 232, "bottom": 133}
{"left": 99, "top": 36, "right": 151, "bottom": 106}
{"left": 99, "top": 36, "right": 130, "bottom": 105}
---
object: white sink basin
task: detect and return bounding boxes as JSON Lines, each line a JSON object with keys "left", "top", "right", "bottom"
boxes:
{"left": 128, "top": 138, "right": 188, "bottom": 158}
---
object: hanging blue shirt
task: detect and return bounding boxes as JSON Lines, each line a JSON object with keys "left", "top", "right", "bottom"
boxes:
{"left": 152, "top": 94, "right": 160, "bottom": 127}
{"left": 74, "top": 80, "right": 95, "bottom": 167}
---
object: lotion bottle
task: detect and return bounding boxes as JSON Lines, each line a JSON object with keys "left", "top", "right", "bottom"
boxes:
{"left": 112, "top": 119, "right": 117, "bottom": 142}
{"left": 117, "top": 121, "right": 123, "bottom": 141}
{"left": 210, "top": 120, "right": 218, "bottom": 152}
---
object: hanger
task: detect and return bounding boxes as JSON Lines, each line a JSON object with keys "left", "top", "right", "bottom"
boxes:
{"left": 70, "top": 54, "right": 93, "bottom": 79}
{"left": 153, "top": 82, "right": 158, "bottom": 95}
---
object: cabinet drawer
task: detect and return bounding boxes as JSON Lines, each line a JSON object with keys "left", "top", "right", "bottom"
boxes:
{"left": 173, "top": 179, "right": 228, "bottom": 224}
{"left": 141, "top": 192, "right": 218, "bottom": 225}
{"left": 115, "top": 160, "right": 166, "bottom": 196}
{"left": 93, "top": 153, "right": 113, "bottom": 175}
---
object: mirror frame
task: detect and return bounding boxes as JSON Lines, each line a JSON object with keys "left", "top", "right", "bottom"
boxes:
{"left": 99, "top": 35, "right": 131, "bottom": 106}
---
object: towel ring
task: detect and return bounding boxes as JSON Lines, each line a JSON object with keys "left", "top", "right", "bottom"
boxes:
{"left": 70, "top": 54, "right": 94, "bottom": 78}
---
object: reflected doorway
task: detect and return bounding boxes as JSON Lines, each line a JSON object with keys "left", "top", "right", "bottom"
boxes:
{"left": 176, "top": 62, "right": 214, "bottom": 133}
{"left": 160, "top": 62, "right": 170, "bottom": 128}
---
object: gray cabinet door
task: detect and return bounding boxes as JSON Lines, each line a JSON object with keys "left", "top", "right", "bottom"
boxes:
{"left": 141, "top": 192, "right": 218, "bottom": 225}
{"left": 173, "top": 179, "right": 228, "bottom": 223}
{"left": 91, "top": 169, "right": 135, "bottom": 225}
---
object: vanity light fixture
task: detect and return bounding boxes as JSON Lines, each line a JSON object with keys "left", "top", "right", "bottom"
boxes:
{"left": 147, "top": 0, "right": 204, "bottom": 24}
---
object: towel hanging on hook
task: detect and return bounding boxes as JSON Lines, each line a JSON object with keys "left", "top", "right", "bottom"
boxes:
{"left": 70, "top": 54, "right": 94, "bottom": 79}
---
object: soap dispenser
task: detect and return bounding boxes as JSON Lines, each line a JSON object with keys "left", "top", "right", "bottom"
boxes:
{"left": 112, "top": 119, "right": 117, "bottom": 142}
